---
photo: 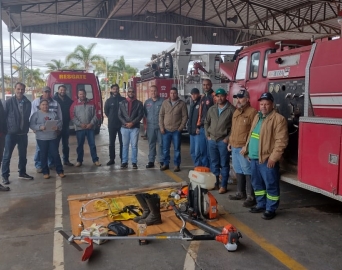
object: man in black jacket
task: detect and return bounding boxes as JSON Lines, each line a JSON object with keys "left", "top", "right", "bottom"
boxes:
{"left": 188, "top": 88, "right": 201, "bottom": 167}
{"left": 118, "top": 87, "right": 144, "bottom": 169}
{"left": 54, "top": 85, "right": 74, "bottom": 166}
{"left": 104, "top": 84, "right": 125, "bottom": 166}
{"left": 0, "top": 100, "right": 10, "bottom": 191}
{"left": 2, "top": 82, "right": 33, "bottom": 185}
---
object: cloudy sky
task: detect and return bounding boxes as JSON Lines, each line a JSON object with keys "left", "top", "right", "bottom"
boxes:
{"left": 1, "top": 21, "right": 238, "bottom": 77}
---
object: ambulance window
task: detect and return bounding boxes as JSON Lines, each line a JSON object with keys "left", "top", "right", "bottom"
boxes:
{"left": 263, "top": 49, "right": 273, "bottom": 77}
{"left": 54, "top": 84, "right": 72, "bottom": 98}
{"left": 249, "top": 52, "right": 260, "bottom": 79}
{"left": 77, "top": 84, "right": 93, "bottom": 99}
{"left": 235, "top": 56, "right": 247, "bottom": 80}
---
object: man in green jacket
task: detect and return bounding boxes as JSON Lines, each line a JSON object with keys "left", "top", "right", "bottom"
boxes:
{"left": 204, "top": 88, "right": 235, "bottom": 194}
{"left": 241, "top": 92, "right": 288, "bottom": 220}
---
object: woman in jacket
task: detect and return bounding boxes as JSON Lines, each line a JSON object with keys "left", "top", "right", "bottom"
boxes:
{"left": 30, "top": 99, "right": 65, "bottom": 179}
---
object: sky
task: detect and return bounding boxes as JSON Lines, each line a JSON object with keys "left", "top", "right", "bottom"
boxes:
{"left": 1, "top": 21, "right": 238, "bottom": 78}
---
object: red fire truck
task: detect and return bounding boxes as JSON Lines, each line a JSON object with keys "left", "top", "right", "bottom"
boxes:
{"left": 46, "top": 70, "right": 103, "bottom": 134}
{"left": 220, "top": 19, "right": 342, "bottom": 201}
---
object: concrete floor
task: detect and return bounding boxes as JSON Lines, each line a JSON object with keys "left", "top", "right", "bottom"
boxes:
{"left": 0, "top": 125, "right": 341, "bottom": 270}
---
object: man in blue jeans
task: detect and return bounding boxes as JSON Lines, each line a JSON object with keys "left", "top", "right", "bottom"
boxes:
{"left": 70, "top": 89, "right": 101, "bottom": 167}
{"left": 159, "top": 87, "right": 188, "bottom": 172}
{"left": 204, "top": 88, "right": 235, "bottom": 194}
{"left": 187, "top": 88, "right": 201, "bottom": 167}
{"left": 118, "top": 87, "right": 144, "bottom": 169}
{"left": 2, "top": 82, "right": 33, "bottom": 185}
{"left": 241, "top": 92, "right": 288, "bottom": 220}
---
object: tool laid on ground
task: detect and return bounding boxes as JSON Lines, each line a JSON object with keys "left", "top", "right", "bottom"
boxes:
{"left": 59, "top": 200, "right": 242, "bottom": 261}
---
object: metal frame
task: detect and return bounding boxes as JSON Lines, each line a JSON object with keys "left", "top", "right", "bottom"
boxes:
{"left": 8, "top": 9, "right": 32, "bottom": 91}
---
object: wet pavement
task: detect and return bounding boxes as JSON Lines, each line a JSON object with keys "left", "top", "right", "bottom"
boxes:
{"left": 0, "top": 125, "right": 341, "bottom": 270}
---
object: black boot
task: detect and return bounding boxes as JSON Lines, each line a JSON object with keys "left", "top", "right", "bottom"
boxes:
{"left": 243, "top": 175, "right": 256, "bottom": 207}
{"left": 133, "top": 193, "right": 151, "bottom": 223}
{"left": 229, "top": 173, "right": 246, "bottom": 200}
{"left": 140, "top": 194, "right": 162, "bottom": 226}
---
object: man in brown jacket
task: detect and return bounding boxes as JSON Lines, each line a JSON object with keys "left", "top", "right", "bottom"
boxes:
{"left": 228, "top": 89, "right": 257, "bottom": 207}
{"left": 241, "top": 92, "right": 288, "bottom": 220}
{"left": 204, "top": 88, "right": 235, "bottom": 194}
{"left": 159, "top": 87, "right": 188, "bottom": 172}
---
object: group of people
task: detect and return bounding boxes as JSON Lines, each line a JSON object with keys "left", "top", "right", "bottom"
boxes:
{"left": 0, "top": 82, "right": 102, "bottom": 189}
{"left": 0, "top": 80, "right": 288, "bottom": 220}
{"left": 186, "top": 81, "right": 288, "bottom": 220}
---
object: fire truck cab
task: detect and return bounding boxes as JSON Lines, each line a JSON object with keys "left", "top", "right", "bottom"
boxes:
{"left": 46, "top": 70, "right": 103, "bottom": 134}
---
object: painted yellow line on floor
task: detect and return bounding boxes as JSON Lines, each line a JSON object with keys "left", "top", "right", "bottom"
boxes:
{"left": 163, "top": 169, "right": 307, "bottom": 270}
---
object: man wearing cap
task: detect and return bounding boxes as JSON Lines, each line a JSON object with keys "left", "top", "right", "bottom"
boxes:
{"left": 241, "top": 92, "right": 288, "bottom": 220}
{"left": 31, "top": 86, "right": 62, "bottom": 172}
{"left": 228, "top": 89, "right": 257, "bottom": 207}
{"left": 188, "top": 88, "right": 201, "bottom": 167}
{"left": 196, "top": 79, "right": 215, "bottom": 168}
{"left": 144, "top": 85, "right": 164, "bottom": 169}
{"left": 204, "top": 88, "right": 235, "bottom": 193}
{"left": 2, "top": 82, "right": 33, "bottom": 185}
{"left": 159, "top": 87, "right": 188, "bottom": 172}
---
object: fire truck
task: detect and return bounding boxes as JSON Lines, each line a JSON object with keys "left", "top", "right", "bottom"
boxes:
{"left": 220, "top": 19, "right": 342, "bottom": 201}
{"left": 128, "top": 36, "right": 233, "bottom": 102}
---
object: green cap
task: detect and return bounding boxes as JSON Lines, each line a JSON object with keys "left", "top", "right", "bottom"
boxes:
{"left": 215, "top": 88, "right": 227, "bottom": 96}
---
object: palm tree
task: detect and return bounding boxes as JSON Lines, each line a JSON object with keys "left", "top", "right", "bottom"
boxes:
{"left": 46, "top": 59, "right": 80, "bottom": 73}
{"left": 46, "top": 59, "right": 67, "bottom": 73}
{"left": 25, "top": 68, "right": 45, "bottom": 88}
{"left": 66, "top": 43, "right": 104, "bottom": 72}
{"left": 110, "top": 56, "right": 138, "bottom": 88}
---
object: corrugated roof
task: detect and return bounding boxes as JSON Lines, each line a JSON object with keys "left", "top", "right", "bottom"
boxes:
{"left": 1, "top": 0, "right": 341, "bottom": 45}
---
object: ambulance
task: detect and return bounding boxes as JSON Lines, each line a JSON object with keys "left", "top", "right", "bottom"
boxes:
{"left": 46, "top": 70, "right": 103, "bottom": 134}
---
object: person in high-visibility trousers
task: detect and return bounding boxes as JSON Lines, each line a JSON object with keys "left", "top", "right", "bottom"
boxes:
{"left": 241, "top": 92, "right": 288, "bottom": 220}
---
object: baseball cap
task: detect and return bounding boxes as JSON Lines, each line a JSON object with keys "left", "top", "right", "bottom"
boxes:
{"left": 215, "top": 88, "right": 227, "bottom": 96}
{"left": 42, "top": 86, "right": 51, "bottom": 92}
{"left": 233, "top": 89, "right": 249, "bottom": 98}
{"left": 258, "top": 92, "right": 274, "bottom": 102}
{"left": 190, "top": 88, "right": 200, "bottom": 94}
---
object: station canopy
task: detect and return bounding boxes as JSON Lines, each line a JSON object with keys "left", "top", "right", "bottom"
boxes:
{"left": 1, "top": 0, "right": 341, "bottom": 46}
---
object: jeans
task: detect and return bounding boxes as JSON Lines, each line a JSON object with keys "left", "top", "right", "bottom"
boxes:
{"left": 108, "top": 127, "right": 122, "bottom": 161}
{"left": 2, "top": 134, "right": 28, "bottom": 177}
{"left": 146, "top": 128, "right": 163, "bottom": 163}
{"left": 34, "top": 144, "right": 54, "bottom": 169}
{"left": 189, "top": 134, "right": 201, "bottom": 167}
{"left": 0, "top": 134, "right": 5, "bottom": 166}
{"left": 162, "top": 130, "right": 181, "bottom": 167}
{"left": 231, "top": 147, "right": 251, "bottom": 175}
{"left": 198, "top": 127, "right": 210, "bottom": 168}
{"left": 121, "top": 127, "right": 140, "bottom": 164}
{"left": 208, "top": 139, "right": 230, "bottom": 188}
{"left": 76, "top": 129, "right": 99, "bottom": 163}
{"left": 250, "top": 159, "right": 280, "bottom": 212}
{"left": 37, "top": 139, "right": 64, "bottom": 175}
{"left": 57, "top": 126, "right": 71, "bottom": 163}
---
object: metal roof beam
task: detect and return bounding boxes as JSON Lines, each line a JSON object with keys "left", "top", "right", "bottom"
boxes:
{"left": 95, "top": 0, "right": 127, "bottom": 38}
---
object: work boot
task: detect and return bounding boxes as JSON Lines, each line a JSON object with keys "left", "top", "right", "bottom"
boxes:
{"left": 245, "top": 174, "right": 255, "bottom": 199}
{"left": 228, "top": 174, "right": 246, "bottom": 200}
{"left": 214, "top": 176, "right": 220, "bottom": 190}
{"left": 133, "top": 193, "right": 151, "bottom": 223}
{"left": 243, "top": 196, "right": 256, "bottom": 208}
{"left": 140, "top": 194, "right": 162, "bottom": 226}
{"left": 146, "top": 162, "right": 155, "bottom": 168}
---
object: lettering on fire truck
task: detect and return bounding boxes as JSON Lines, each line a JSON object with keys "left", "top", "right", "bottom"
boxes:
{"left": 58, "top": 74, "right": 87, "bottom": 80}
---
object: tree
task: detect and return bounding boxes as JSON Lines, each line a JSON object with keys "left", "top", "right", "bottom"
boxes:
{"left": 109, "top": 56, "right": 138, "bottom": 88}
{"left": 25, "top": 68, "right": 45, "bottom": 88}
{"left": 66, "top": 43, "right": 104, "bottom": 72}
{"left": 46, "top": 59, "right": 67, "bottom": 73}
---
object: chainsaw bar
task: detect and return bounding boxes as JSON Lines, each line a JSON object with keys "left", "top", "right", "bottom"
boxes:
{"left": 58, "top": 230, "right": 83, "bottom": 251}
